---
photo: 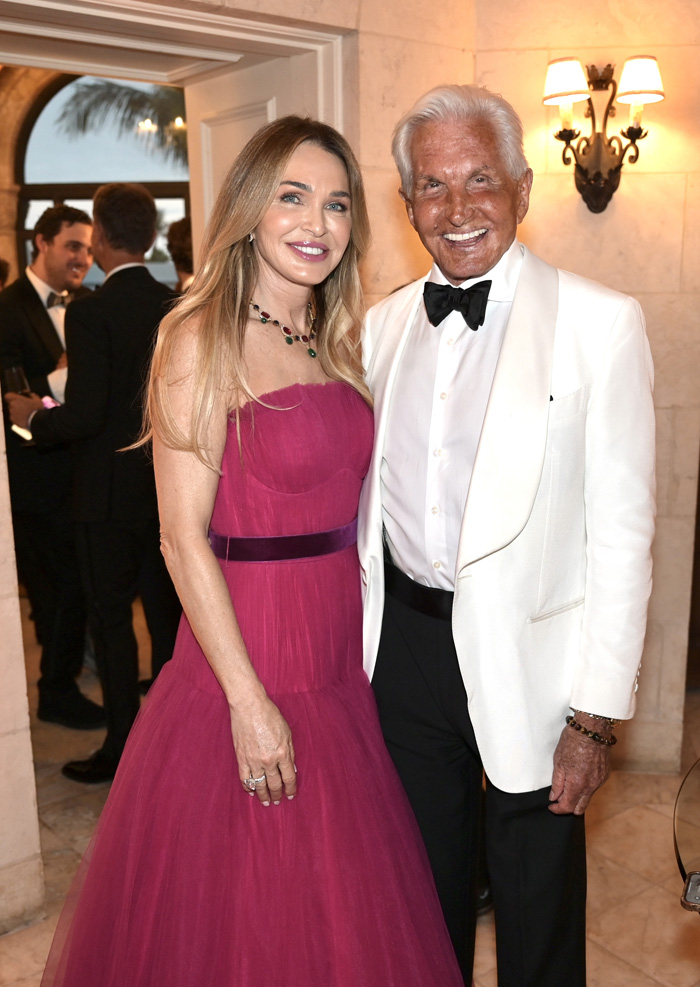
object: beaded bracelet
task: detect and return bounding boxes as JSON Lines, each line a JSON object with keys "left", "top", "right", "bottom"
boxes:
{"left": 573, "top": 709, "right": 620, "bottom": 727}
{"left": 565, "top": 715, "right": 617, "bottom": 747}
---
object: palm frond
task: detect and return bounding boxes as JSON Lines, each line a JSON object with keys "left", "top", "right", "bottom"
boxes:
{"left": 55, "top": 80, "right": 188, "bottom": 166}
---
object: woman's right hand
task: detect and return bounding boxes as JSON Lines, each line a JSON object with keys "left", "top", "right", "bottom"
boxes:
{"left": 230, "top": 694, "right": 297, "bottom": 805}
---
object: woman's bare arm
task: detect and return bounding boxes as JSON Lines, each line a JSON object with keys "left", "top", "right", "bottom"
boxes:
{"left": 153, "top": 324, "right": 297, "bottom": 805}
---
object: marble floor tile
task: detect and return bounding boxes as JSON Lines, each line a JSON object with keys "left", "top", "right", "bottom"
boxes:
{"left": 587, "top": 804, "right": 681, "bottom": 887}
{"left": 41, "top": 848, "right": 81, "bottom": 906}
{"left": 37, "top": 824, "right": 63, "bottom": 856}
{"left": 473, "top": 969, "right": 498, "bottom": 987}
{"left": 0, "top": 915, "right": 57, "bottom": 986}
{"left": 586, "top": 848, "right": 654, "bottom": 914}
{"left": 35, "top": 759, "right": 102, "bottom": 811}
{"left": 588, "top": 884, "right": 700, "bottom": 987}
{"left": 473, "top": 911, "right": 497, "bottom": 983}
{"left": 39, "top": 788, "right": 110, "bottom": 858}
{"left": 586, "top": 940, "right": 667, "bottom": 986}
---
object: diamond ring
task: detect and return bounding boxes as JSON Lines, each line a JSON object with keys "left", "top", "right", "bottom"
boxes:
{"left": 245, "top": 773, "right": 266, "bottom": 790}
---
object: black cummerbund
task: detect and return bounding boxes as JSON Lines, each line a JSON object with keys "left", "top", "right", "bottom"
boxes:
{"left": 209, "top": 518, "right": 358, "bottom": 563}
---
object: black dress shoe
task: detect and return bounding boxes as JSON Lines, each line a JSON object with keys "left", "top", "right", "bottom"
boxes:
{"left": 62, "top": 750, "right": 119, "bottom": 784}
{"left": 38, "top": 691, "right": 106, "bottom": 730}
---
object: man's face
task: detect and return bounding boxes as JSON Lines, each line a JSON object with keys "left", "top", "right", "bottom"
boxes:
{"left": 401, "top": 118, "right": 532, "bottom": 285}
{"left": 34, "top": 221, "right": 93, "bottom": 292}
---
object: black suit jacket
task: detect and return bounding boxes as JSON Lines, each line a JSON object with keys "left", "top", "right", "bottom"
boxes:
{"left": 0, "top": 274, "right": 87, "bottom": 513}
{"left": 30, "top": 267, "right": 175, "bottom": 523}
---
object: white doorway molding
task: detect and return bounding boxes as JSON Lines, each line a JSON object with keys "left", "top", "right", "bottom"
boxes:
{"left": 0, "top": 0, "right": 346, "bottom": 125}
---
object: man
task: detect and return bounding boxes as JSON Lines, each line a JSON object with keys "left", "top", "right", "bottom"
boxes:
{"left": 358, "top": 85, "right": 655, "bottom": 986}
{"left": 7, "top": 183, "right": 182, "bottom": 784}
{"left": 0, "top": 205, "right": 103, "bottom": 730}
{"left": 166, "top": 216, "right": 194, "bottom": 292}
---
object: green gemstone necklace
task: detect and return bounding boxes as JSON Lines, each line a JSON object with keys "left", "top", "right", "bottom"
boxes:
{"left": 250, "top": 302, "right": 317, "bottom": 358}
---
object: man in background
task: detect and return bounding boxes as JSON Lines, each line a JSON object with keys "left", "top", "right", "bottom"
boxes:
{"left": 166, "top": 216, "right": 194, "bottom": 292}
{"left": 0, "top": 205, "right": 103, "bottom": 731}
{"left": 7, "top": 184, "right": 181, "bottom": 783}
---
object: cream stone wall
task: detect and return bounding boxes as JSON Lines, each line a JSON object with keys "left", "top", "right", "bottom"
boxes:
{"left": 350, "top": 1, "right": 475, "bottom": 301}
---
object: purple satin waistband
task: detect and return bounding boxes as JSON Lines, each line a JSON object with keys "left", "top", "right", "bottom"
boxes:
{"left": 209, "top": 518, "right": 358, "bottom": 562}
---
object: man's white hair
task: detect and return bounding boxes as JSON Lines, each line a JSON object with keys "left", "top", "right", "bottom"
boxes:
{"left": 392, "top": 84, "right": 530, "bottom": 192}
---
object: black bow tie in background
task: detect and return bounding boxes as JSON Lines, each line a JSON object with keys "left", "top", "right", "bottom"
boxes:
{"left": 46, "top": 291, "right": 71, "bottom": 308}
{"left": 423, "top": 279, "right": 492, "bottom": 331}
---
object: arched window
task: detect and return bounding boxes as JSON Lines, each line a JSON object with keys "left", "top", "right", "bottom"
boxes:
{"left": 17, "top": 74, "right": 189, "bottom": 288}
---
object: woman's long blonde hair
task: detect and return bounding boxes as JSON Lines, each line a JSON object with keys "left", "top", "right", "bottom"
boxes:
{"left": 144, "top": 116, "right": 372, "bottom": 470}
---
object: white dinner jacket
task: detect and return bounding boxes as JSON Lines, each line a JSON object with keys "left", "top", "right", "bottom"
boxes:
{"left": 357, "top": 246, "right": 655, "bottom": 793}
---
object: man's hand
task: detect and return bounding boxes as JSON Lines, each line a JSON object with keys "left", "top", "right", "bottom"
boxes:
{"left": 5, "top": 392, "right": 43, "bottom": 429}
{"left": 548, "top": 715, "right": 612, "bottom": 815}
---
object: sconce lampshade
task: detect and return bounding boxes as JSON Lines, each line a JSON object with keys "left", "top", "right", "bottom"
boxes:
{"left": 617, "top": 56, "right": 664, "bottom": 104}
{"left": 542, "top": 58, "right": 590, "bottom": 105}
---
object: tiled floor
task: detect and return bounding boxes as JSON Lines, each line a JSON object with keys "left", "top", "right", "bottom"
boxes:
{"left": 2, "top": 596, "right": 700, "bottom": 987}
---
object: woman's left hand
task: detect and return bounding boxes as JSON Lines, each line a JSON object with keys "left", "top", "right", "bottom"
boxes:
{"left": 230, "top": 694, "right": 297, "bottom": 805}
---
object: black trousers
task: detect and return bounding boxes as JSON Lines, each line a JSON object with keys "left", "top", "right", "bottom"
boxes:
{"left": 12, "top": 507, "right": 86, "bottom": 699}
{"left": 372, "top": 589, "right": 587, "bottom": 987}
{"left": 76, "top": 519, "right": 182, "bottom": 760}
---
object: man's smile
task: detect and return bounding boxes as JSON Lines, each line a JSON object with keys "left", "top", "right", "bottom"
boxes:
{"left": 442, "top": 228, "right": 488, "bottom": 242}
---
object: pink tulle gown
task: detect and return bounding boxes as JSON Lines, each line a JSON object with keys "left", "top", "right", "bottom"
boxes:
{"left": 42, "top": 381, "right": 463, "bottom": 987}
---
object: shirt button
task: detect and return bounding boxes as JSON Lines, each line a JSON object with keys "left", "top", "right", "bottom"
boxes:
{"left": 433, "top": 448, "right": 443, "bottom": 457}
{"left": 431, "top": 506, "right": 439, "bottom": 515}
{"left": 440, "top": 392, "right": 448, "bottom": 400}
{"left": 433, "top": 560, "right": 442, "bottom": 570}
{"left": 446, "top": 338, "right": 454, "bottom": 346}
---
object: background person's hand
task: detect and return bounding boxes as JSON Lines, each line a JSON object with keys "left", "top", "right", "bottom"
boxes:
{"left": 5, "top": 391, "right": 42, "bottom": 429}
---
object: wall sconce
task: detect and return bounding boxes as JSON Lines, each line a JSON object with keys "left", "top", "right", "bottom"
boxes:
{"left": 542, "top": 55, "right": 664, "bottom": 213}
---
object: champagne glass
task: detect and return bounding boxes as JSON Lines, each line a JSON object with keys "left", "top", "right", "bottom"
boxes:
{"left": 4, "top": 365, "right": 31, "bottom": 396}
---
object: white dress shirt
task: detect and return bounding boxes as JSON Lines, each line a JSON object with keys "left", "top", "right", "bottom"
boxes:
{"left": 381, "top": 240, "right": 524, "bottom": 589}
{"left": 26, "top": 266, "right": 69, "bottom": 402}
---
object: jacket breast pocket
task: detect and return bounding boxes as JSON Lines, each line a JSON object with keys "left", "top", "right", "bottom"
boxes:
{"left": 532, "top": 387, "right": 587, "bottom": 620}
{"left": 547, "top": 386, "right": 587, "bottom": 424}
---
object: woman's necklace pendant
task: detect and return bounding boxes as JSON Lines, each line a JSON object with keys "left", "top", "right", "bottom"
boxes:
{"left": 251, "top": 302, "right": 317, "bottom": 358}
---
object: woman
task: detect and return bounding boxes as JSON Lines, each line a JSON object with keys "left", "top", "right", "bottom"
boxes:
{"left": 42, "top": 117, "right": 463, "bottom": 987}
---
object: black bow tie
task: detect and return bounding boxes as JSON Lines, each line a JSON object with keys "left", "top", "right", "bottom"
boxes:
{"left": 423, "top": 280, "right": 492, "bottom": 330}
{"left": 46, "top": 292, "right": 71, "bottom": 309}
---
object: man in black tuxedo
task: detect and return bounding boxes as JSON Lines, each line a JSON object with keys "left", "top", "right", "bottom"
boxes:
{"left": 0, "top": 205, "right": 105, "bottom": 731}
{"left": 7, "top": 184, "right": 182, "bottom": 783}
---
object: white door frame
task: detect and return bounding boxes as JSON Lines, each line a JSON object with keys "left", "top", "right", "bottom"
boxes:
{"left": 0, "top": 0, "right": 346, "bottom": 127}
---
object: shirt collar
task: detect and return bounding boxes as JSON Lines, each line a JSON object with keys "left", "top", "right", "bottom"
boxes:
{"left": 104, "top": 261, "right": 146, "bottom": 282}
{"left": 428, "top": 239, "right": 524, "bottom": 302}
{"left": 26, "top": 265, "right": 65, "bottom": 305}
